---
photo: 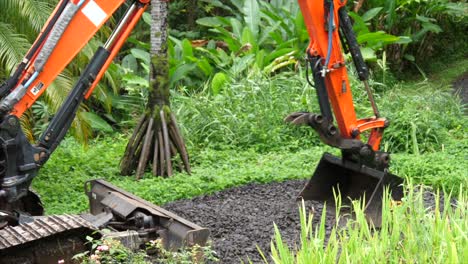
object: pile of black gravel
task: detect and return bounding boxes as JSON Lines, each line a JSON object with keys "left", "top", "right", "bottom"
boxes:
{"left": 163, "top": 179, "right": 333, "bottom": 263}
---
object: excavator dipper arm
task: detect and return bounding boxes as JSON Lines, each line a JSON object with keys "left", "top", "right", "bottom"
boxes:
{"left": 288, "top": 0, "right": 403, "bottom": 226}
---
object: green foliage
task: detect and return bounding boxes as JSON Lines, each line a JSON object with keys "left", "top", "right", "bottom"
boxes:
{"left": 33, "top": 134, "right": 323, "bottom": 214}
{"left": 168, "top": 0, "right": 308, "bottom": 89}
{"left": 73, "top": 233, "right": 149, "bottom": 264}
{"left": 379, "top": 82, "right": 465, "bottom": 154}
{"left": 358, "top": 0, "right": 468, "bottom": 72}
{"left": 348, "top": 10, "right": 411, "bottom": 62}
{"left": 73, "top": 234, "right": 217, "bottom": 263}
{"left": 261, "top": 184, "right": 467, "bottom": 263}
{"left": 148, "top": 239, "right": 218, "bottom": 263}
{"left": 172, "top": 71, "right": 319, "bottom": 151}
{"left": 33, "top": 132, "right": 466, "bottom": 216}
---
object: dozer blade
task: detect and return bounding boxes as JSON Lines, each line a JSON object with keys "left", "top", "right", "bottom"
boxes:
{"left": 299, "top": 153, "right": 403, "bottom": 226}
{"left": 0, "top": 180, "right": 209, "bottom": 263}
{"left": 85, "top": 179, "right": 210, "bottom": 250}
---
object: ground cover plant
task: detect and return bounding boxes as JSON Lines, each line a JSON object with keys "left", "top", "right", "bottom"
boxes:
{"left": 263, "top": 184, "right": 467, "bottom": 263}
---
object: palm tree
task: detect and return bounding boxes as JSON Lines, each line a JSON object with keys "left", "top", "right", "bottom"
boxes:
{"left": 0, "top": 0, "right": 119, "bottom": 142}
{"left": 120, "top": 0, "right": 190, "bottom": 178}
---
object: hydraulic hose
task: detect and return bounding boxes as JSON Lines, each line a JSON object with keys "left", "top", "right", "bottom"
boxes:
{"left": 322, "top": 0, "right": 334, "bottom": 77}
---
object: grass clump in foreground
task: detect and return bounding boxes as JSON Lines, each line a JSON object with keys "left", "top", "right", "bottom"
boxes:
{"left": 73, "top": 233, "right": 218, "bottom": 264}
{"left": 261, "top": 182, "right": 467, "bottom": 264}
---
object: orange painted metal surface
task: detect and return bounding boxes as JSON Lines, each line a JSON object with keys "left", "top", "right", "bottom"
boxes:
{"left": 11, "top": 0, "right": 125, "bottom": 117}
{"left": 298, "top": 0, "right": 357, "bottom": 138}
{"left": 298, "top": 0, "right": 386, "bottom": 148}
{"left": 356, "top": 118, "right": 386, "bottom": 133}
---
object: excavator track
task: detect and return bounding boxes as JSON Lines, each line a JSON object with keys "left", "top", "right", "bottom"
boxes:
{"left": 0, "top": 214, "right": 96, "bottom": 263}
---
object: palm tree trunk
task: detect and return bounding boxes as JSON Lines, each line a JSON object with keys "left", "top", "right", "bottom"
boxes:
{"left": 120, "top": 0, "right": 190, "bottom": 178}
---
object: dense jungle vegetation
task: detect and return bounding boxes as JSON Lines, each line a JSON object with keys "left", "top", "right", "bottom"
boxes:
{"left": 0, "top": 0, "right": 466, "bottom": 263}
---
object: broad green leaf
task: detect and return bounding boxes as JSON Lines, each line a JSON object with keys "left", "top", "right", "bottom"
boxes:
{"left": 259, "top": 21, "right": 282, "bottom": 46}
{"left": 357, "top": 32, "right": 400, "bottom": 44}
{"left": 142, "top": 12, "right": 151, "bottom": 26}
{"left": 181, "top": 39, "right": 194, "bottom": 59}
{"left": 169, "top": 63, "right": 197, "bottom": 87}
{"left": 243, "top": 0, "right": 260, "bottom": 39}
{"left": 130, "top": 48, "right": 149, "bottom": 64}
{"left": 200, "top": 0, "right": 233, "bottom": 12}
{"left": 122, "top": 74, "right": 148, "bottom": 87}
{"left": 211, "top": 72, "right": 228, "bottom": 95}
{"left": 197, "top": 59, "right": 213, "bottom": 76}
{"left": 349, "top": 12, "right": 370, "bottom": 35}
{"left": 360, "top": 47, "right": 377, "bottom": 61}
{"left": 255, "top": 49, "right": 266, "bottom": 69}
{"left": 395, "top": 36, "right": 412, "bottom": 44}
{"left": 81, "top": 112, "right": 113, "bottom": 132}
{"left": 126, "top": 37, "right": 150, "bottom": 50}
{"left": 421, "top": 22, "right": 442, "bottom": 33}
{"left": 230, "top": 0, "right": 244, "bottom": 12}
{"left": 196, "top": 17, "right": 225, "bottom": 27}
{"left": 241, "top": 27, "right": 257, "bottom": 51}
{"left": 169, "top": 36, "right": 182, "bottom": 48}
{"left": 384, "top": 0, "right": 397, "bottom": 28}
{"left": 230, "top": 54, "right": 255, "bottom": 76}
{"left": 121, "top": 54, "right": 138, "bottom": 73}
{"left": 265, "top": 48, "right": 295, "bottom": 64}
{"left": 404, "top": 54, "right": 415, "bottom": 62}
{"left": 230, "top": 18, "right": 243, "bottom": 39}
{"left": 362, "top": 7, "right": 383, "bottom": 22}
{"left": 415, "top": 15, "right": 436, "bottom": 23}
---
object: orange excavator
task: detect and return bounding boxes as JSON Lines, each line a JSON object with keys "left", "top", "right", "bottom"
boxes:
{"left": 287, "top": 0, "right": 403, "bottom": 224}
{"left": 0, "top": 0, "right": 208, "bottom": 262}
{"left": 0, "top": 0, "right": 402, "bottom": 261}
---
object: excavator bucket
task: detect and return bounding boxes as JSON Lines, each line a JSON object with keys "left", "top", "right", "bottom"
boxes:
{"left": 298, "top": 153, "right": 403, "bottom": 226}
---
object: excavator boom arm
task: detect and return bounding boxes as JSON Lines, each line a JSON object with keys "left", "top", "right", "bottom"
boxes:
{"left": 290, "top": 0, "right": 403, "bottom": 226}
{"left": 0, "top": 2, "right": 209, "bottom": 259}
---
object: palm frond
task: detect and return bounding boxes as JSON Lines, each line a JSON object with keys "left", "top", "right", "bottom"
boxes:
{"left": 20, "top": 109, "right": 35, "bottom": 142}
{"left": 0, "top": 0, "right": 53, "bottom": 34}
{"left": 45, "top": 70, "right": 75, "bottom": 112}
{"left": 0, "top": 22, "right": 30, "bottom": 74}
